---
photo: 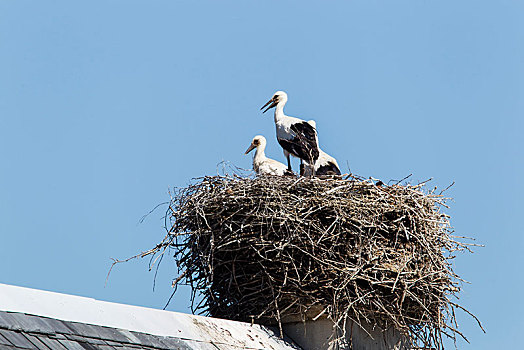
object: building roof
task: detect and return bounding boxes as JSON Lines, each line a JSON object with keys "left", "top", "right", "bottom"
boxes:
{"left": 0, "top": 284, "right": 300, "bottom": 350}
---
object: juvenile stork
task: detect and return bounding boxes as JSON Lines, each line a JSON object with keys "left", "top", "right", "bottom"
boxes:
{"left": 300, "top": 120, "right": 341, "bottom": 176}
{"left": 261, "top": 91, "right": 319, "bottom": 172}
{"left": 245, "top": 135, "right": 290, "bottom": 176}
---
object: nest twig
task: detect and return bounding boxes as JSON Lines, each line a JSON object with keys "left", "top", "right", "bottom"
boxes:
{"left": 142, "top": 174, "right": 482, "bottom": 349}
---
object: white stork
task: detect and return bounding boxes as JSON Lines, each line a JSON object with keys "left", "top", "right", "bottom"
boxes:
{"left": 300, "top": 120, "right": 341, "bottom": 176}
{"left": 261, "top": 91, "right": 319, "bottom": 173}
{"left": 245, "top": 135, "right": 290, "bottom": 176}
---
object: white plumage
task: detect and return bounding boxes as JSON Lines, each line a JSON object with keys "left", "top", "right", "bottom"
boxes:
{"left": 245, "top": 135, "right": 289, "bottom": 176}
{"left": 301, "top": 120, "right": 341, "bottom": 176}
{"left": 261, "top": 91, "right": 319, "bottom": 172}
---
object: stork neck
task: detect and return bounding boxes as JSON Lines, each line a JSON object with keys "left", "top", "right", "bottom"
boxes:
{"left": 254, "top": 145, "right": 267, "bottom": 162}
{"left": 274, "top": 101, "right": 286, "bottom": 122}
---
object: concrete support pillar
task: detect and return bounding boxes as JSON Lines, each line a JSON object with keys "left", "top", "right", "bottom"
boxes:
{"left": 282, "top": 318, "right": 410, "bottom": 350}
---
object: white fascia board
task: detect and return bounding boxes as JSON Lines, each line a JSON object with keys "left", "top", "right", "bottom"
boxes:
{"left": 0, "top": 283, "right": 297, "bottom": 349}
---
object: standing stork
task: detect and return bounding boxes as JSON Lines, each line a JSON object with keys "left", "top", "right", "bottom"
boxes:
{"left": 300, "top": 120, "right": 341, "bottom": 176}
{"left": 261, "top": 91, "right": 319, "bottom": 173}
{"left": 245, "top": 135, "right": 290, "bottom": 176}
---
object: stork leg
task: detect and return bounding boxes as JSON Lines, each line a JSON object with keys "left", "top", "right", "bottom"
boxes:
{"left": 287, "top": 154, "right": 292, "bottom": 172}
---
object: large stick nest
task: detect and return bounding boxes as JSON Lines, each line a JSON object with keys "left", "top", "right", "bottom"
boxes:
{"left": 146, "top": 174, "right": 480, "bottom": 349}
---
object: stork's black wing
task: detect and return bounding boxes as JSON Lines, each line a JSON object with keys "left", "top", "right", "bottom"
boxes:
{"left": 316, "top": 161, "right": 341, "bottom": 176}
{"left": 278, "top": 121, "right": 319, "bottom": 162}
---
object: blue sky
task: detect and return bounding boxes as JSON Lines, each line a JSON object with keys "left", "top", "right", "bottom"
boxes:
{"left": 1, "top": 1, "right": 522, "bottom": 348}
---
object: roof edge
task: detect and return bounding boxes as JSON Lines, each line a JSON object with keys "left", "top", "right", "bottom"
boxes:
{"left": 0, "top": 283, "right": 297, "bottom": 349}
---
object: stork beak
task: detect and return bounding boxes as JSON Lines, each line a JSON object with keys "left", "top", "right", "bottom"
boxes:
{"left": 261, "top": 98, "right": 278, "bottom": 114}
{"left": 244, "top": 143, "right": 256, "bottom": 154}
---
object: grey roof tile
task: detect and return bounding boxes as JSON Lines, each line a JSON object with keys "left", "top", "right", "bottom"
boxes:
{"left": 34, "top": 319, "right": 71, "bottom": 335}
{"left": 2, "top": 315, "right": 39, "bottom": 334}
{"left": 0, "top": 345, "right": 15, "bottom": 350}
{"left": 63, "top": 334, "right": 90, "bottom": 342}
{"left": 102, "top": 340, "right": 123, "bottom": 346}
{"left": 48, "top": 334, "right": 66, "bottom": 340}
{"left": 63, "top": 333, "right": 112, "bottom": 347}
{"left": 79, "top": 342, "right": 101, "bottom": 350}
{"left": 0, "top": 313, "right": 52, "bottom": 335}
{"left": 83, "top": 326, "right": 129, "bottom": 344}
{"left": 61, "top": 322, "right": 104, "bottom": 339}
{"left": 0, "top": 313, "right": 22, "bottom": 332}
{"left": 159, "top": 337, "right": 206, "bottom": 350}
{"left": 181, "top": 340, "right": 221, "bottom": 350}
{"left": 95, "top": 346, "right": 116, "bottom": 350}
{"left": 56, "top": 339, "right": 88, "bottom": 350}
{"left": 82, "top": 338, "right": 107, "bottom": 345}
{"left": 14, "top": 315, "right": 56, "bottom": 335}
{"left": 37, "top": 337, "right": 68, "bottom": 350}
{"left": 128, "top": 332, "right": 170, "bottom": 349}
{"left": 113, "top": 329, "right": 141, "bottom": 344}
{"left": 79, "top": 342, "right": 99, "bottom": 350}
{"left": 21, "top": 334, "right": 49, "bottom": 350}
{"left": 0, "top": 330, "right": 36, "bottom": 349}
{"left": 0, "top": 334, "right": 11, "bottom": 346}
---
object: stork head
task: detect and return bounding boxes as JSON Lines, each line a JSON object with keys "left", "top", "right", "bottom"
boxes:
{"left": 244, "top": 135, "right": 266, "bottom": 154}
{"left": 261, "top": 91, "right": 288, "bottom": 113}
